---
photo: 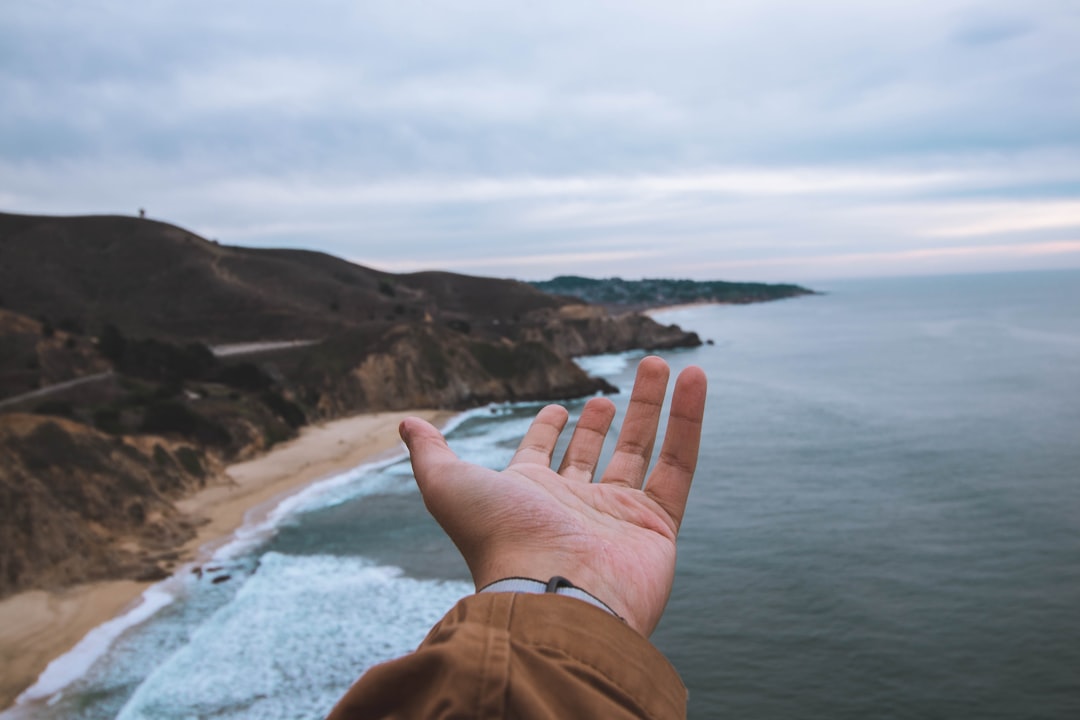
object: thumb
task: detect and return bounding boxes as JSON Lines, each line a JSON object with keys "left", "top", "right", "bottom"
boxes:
{"left": 399, "top": 417, "right": 459, "bottom": 493}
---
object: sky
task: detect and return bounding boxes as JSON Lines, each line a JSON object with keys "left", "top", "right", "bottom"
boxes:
{"left": 2, "top": 0, "right": 1079, "bottom": 283}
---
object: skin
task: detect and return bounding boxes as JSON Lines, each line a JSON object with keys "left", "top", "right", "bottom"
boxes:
{"left": 398, "top": 356, "right": 707, "bottom": 637}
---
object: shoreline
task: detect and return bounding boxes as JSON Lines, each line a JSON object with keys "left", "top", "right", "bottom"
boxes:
{"left": 641, "top": 301, "right": 721, "bottom": 317}
{"left": 0, "top": 408, "right": 454, "bottom": 712}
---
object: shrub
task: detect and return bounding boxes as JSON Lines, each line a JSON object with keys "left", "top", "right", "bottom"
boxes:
{"left": 419, "top": 335, "right": 449, "bottom": 388}
{"left": 216, "top": 362, "right": 272, "bottom": 391}
{"left": 128, "top": 502, "right": 146, "bottom": 525}
{"left": 468, "top": 341, "right": 556, "bottom": 380}
{"left": 152, "top": 444, "right": 174, "bottom": 468}
{"left": 446, "top": 319, "right": 471, "bottom": 334}
{"left": 99, "top": 324, "right": 127, "bottom": 364}
{"left": 33, "top": 401, "right": 74, "bottom": 418}
{"left": 57, "top": 317, "right": 84, "bottom": 335}
{"left": 127, "top": 339, "right": 216, "bottom": 382}
{"left": 468, "top": 342, "right": 517, "bottom": 379}
{"left": 140, "top": 401, "right": 231, "bottom": 446}
{"left": 264, "top": 422, "right": 292, "bottom": 447}
{"left": 93, "top": 407, "right": 124, "bottom": 435}
{"left": 261, "top": 391, "right": 306, "bottom": 428}
{"left": 176, "top": 446, "right": 205, "bottom": 478}
{"left": 154, "top": 380, "right": 183, "bottom": 399}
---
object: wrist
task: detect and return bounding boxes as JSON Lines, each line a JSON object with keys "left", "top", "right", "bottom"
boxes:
{"left": 467, "top": 552, "right": 650, "bottom": 635}
{"left": 479, "top": 576, "right": 623, "bottom": 619}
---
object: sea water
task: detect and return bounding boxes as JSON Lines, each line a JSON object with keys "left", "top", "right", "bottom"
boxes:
{"left": 7, "top": 270, "right": 1080, "bottom": 719}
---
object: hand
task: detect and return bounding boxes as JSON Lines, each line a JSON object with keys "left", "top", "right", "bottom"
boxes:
{"left": 398, "top": 356, "right": 707, "bottom": 637}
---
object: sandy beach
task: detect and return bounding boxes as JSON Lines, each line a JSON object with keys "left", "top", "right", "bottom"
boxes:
{"left": 642, "top": 301, "right": 720, "bottom": 317}
{"left": 0, "top": 408, "right": 453, "bottom": 712}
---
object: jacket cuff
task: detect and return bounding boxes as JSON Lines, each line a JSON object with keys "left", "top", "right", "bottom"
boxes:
{"left": 429, "top": 592, "right": 687, "bottom": 719}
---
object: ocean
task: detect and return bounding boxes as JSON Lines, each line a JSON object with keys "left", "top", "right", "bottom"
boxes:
{"left": 7, "top": 270, "right": 1080, "bottom": 719}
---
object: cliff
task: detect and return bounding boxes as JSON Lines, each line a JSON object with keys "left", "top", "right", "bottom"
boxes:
{"left": 295, "top": 324, "right": 612, "bottom": 415}
{"left": 0, "top": 211, "right": 707, "bottom": 598}
{"left": 0, "top": 414, "right": 210, "bottom": 595}
{"left": 522, "top": 304, "right": 703, "bottom": 357}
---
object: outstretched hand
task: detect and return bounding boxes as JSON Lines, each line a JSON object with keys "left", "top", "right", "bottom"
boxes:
{"left": 398, "top": 356, "right": 707, "bottom": 637}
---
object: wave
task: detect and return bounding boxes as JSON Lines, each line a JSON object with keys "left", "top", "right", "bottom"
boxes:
{"left": 573, "top": 350, "right": 640, "bottom": 378}
{"left": 16, "top": 584, "right": 179, "bottom": 706}
{"left": 114, "top": 553, "right": 471, "bottom": 720}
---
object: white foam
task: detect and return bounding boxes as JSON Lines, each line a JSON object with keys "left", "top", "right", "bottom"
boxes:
{"left": 439, "top": 404, "right": 498, "bottom": 433}
{"left": 114, "top": 552, "right": 471, "bottom": 720}
{"left": 574, "top": 351, "right": 639, "bottom": 379}
{"left": 16, "top": 584, "right": 179, "bottom": 705}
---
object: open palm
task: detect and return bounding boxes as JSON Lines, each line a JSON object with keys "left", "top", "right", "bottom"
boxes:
{"left": 399, "top": 356, "right": 707, "bottom": 636}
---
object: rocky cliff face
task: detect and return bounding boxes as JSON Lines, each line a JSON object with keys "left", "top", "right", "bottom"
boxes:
{"left": 520, "top": 304, "right": 702, "bottom": 357}
{"left": 0, "top": 414, "right": 211, "bottom": 596}
{"left": 294, "top": 323, "right": 618, "bottom": 417}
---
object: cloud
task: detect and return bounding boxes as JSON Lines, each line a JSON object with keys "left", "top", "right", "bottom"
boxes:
{"left": 951, "top": 9, "right": 1035, "bottom": 46}
{"left": 682, "top": 240, "right": 1080, "bottom": 281}
{"left": 707, "top": 239, "right": 1080, "bottom": 268}
{"left": 366, "top": 248, "right": 660, "bottom": 274}
{"left": 191, "top": 166, "right": 974, "bottom": 210}
{"left": 920, "top": 202, "right": 1080, "bottom": 238}
{"left": 1, "top": 0, "right": 1079, "bottom": 280}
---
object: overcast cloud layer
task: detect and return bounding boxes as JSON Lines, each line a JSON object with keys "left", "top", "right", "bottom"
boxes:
{"left": 3, "top": 0, "right": 1079, "bottom": 281}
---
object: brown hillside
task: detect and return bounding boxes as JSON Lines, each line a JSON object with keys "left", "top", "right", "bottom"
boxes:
{"left": 0, "top": 308, "right": 109, "bottom": 399}
{"left": 0, "top": 213, "right": 572, "bottom": 344}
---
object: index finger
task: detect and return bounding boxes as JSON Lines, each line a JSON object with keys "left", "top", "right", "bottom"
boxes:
{"left": 644, "top": 365, "right": 707, "bottom": 531}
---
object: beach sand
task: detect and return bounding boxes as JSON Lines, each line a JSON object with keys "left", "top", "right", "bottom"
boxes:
{"left": 0, "top": 408, "right": 453, "bottom": 711}
{"left": 642, "top": 301, "right": 720, "bottom": 317}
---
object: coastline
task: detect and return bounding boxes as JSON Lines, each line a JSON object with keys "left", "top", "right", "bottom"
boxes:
{"left": 0, "top": 408, "right": 454, "bottom": 712}
{"left": 641, "top": 301, "right": 720, "bottom": 317}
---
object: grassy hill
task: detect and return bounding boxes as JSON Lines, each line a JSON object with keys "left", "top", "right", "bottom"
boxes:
{"left": 0, "top": 213, "right": 571, "bottom": 344}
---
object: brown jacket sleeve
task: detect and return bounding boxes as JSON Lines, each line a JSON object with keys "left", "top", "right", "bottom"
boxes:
{"left": 327, "top": 592, "right": 687, "bottom": 719}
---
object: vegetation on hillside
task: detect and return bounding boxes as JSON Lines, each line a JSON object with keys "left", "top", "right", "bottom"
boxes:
{"left": 531, "top": 275, "right": 815, "bottom": 309}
